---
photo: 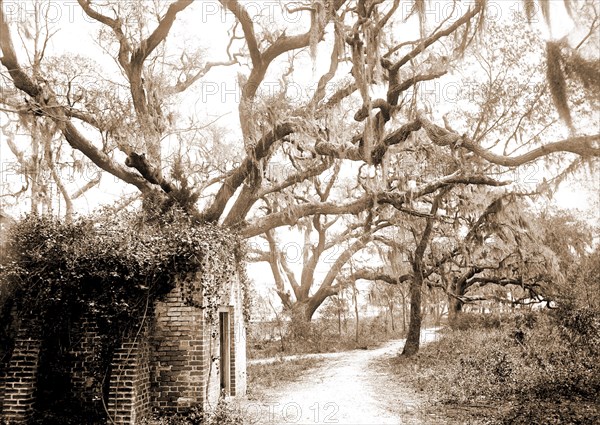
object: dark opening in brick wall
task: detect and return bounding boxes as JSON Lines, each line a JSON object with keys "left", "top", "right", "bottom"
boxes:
{"left": 1, "top": 283, "right": 247, "bottom": 424}
{"left": 31, "top": 331, "right": 77, "bottom": 424}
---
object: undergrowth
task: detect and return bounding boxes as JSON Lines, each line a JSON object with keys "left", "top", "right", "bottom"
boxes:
{"left": 388, "top": 308, "right": 600, "bottom": 424}
{"left": 141, "top": 399, "right": 246, "bottom": 425}
{"left": 247, "top": 357, "right": 325, "bottom": 399}
{"left": 248, "top": 315, "right": 407, "bottom": 359}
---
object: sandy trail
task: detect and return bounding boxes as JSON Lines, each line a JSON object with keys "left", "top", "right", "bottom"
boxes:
{"left": 245, "top": 331, "right": 441, "bottom": 425}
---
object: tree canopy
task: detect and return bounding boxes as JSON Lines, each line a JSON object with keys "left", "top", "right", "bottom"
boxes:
{"left": 1, "top": 0, "right": 598, "bottom": 354}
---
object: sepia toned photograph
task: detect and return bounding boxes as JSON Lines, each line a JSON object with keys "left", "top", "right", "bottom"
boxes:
{"left": 0, "top": 1, "right": 598, "bottom": 424}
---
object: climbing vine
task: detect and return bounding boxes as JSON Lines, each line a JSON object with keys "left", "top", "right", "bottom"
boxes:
{"left": 0, "top": 208, "right": 249, "bottom": 422}
{"left": 0, "top": 208, "right": 247, "bottom": 336}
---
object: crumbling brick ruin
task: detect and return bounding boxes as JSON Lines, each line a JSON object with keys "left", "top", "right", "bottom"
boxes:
{"left": 0, "top": 281, "right": 246, "bottom": 424}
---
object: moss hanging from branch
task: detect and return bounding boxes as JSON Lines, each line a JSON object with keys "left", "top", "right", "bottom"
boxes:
{"left": 546, "top": 41, "right": 573, "bottom": 129}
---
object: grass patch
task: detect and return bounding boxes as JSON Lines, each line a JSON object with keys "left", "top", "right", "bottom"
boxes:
{"left": 140, "top": 399, "right": 247, "bottom": 425}
{"left": 247, "top": 357, "right": 325, "bottom": 398}
{"left": 387, "top": 309, "right": 600, "bottom": 424}
{"left": 248, "top": 316, "right": 408, "bottom": 359}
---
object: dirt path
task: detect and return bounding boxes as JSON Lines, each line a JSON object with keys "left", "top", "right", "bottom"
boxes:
{"left": 245, "top": 330, "right": 441, "bottom": 425}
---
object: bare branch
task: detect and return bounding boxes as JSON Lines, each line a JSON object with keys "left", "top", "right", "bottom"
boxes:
{"left": 133, "top": 0, "right": 193, "bottom": 66}
{"left": 349, "top": 269, "right": 412, "bottom": 285}
{"left": 76, "top": 0, "right": 132, "bottom": 70}
{"left": 219, "top": 0, "right": 262, "bottom": 68}
{"left": 200, "top": 121, "right": 296, "bottom": 223}
{"left": 259, "top": 159, "right": 333, "bottom": 197}
{"left": 391, "top": 2, "right": 483, "bottom": 72}
{"left": 241, "top": 172, "right": 508, "bottom": 237}
{"left": 71, "top": 173, "right": 101, "bottom": 200}
{"left": 318, "top": 222, "right": 392, "bottom": 291}
{"left": 389, "top": 69, "right": 448, "bottom": 99}
{"left": 417, "top": 111, "right": 600, "bottom": 166}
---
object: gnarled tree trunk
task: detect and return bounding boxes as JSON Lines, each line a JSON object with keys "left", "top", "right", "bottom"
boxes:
{"left": 402, "top": 275, "right": 423, "bottom": 355}
{"left": 402, "top": 189, "right": 446, "bottom": 356}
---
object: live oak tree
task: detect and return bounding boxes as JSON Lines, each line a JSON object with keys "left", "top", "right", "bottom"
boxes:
{"left": 349, "top": 190, "right": 566, "bottom": 354}
{"left": 1, "top": 0, "right": 599, "bottom": 355}
{"left": 536, "top": 209, "right": 599, "bottom": 309}
{"left": 344, "top": 6, "right": 599, "bottom": 350}
{"left": 0, "top": 2, "right": 102, "bottom": 218}
{"left": 436, "top": 195, "right": 563, "bottom": 314}
{"left": 247, "top": 162, "right": 397, "bottom": 321}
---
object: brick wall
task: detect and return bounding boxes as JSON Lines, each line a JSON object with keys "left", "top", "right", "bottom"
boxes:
{"left": 0, "top": 368, "right": 5, "bottom": 414}
{"left": 69, "top": 311, "right": 103, "bottom": 414}
{"left": 1, "top": 324, "right": 41, "bottom": 424}
{"left": 229, "top": 309, "right": 238, "bottom": 396}
{"left": 133, "top": 335, "right": 152, "bottom": 419}
{"left": 0, "top": 352, "right": 9, "bottom": 415}
{"left": 107, "top": 321, "right": 151, "bottom": 424}
{"left": 151, "top": 285, "right": 207, "bottom": 413}
{"left": 1, "top": 277, "right": 247, "bottom": 423}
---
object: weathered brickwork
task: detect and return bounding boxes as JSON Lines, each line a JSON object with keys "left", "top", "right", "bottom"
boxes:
{"left": 1, "top": 278, "right": 247, "bottom": 425}
{"left": 69, "top": 312, "right": 103, "bottom": 414}
{"left": 1, "top": 325, "right": 41, "bottom": 424}
{"left": 0, "top": 369, "right": 5, "bottom": 414}
{"left": 151, "top": 286, "right": 207, "bottom": 413}
{"left": 229, "top": 309, "right": 237, "bottom": 396}
{"left": 107, "top": 329, "right": 152, "bottom": 424}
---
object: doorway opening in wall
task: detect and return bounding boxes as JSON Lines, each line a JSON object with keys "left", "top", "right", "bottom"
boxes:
{"left": 219, "top": 310, "right": 231, "bottom": 395}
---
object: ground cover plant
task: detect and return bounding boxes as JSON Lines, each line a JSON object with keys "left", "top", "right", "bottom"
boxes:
{"left": 247, "top": 357, "right": 326, "bottom": 399}
{"left": 387, "top": 308, "right": 600, "bottom": 424}
{"left": 140, "top": 399, "right": 247, "bottom": 425}
{"left": 248, "top": 313, "right": 409, "bottom": 359}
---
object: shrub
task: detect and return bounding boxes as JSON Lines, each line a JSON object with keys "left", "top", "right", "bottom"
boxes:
{"left": 553, "top": 303, "right": 600, "bottom": 351}
{"left": 249, "top": 313, "right": 406, "bottom": 359}
{"left": 389, "top": 309, "right": 600, "bottom": 424}
{"left": 449, "top": 311, "right": 504, "bottom": 331}
{"left": 141, "top": 399, "right": 246, "bottom": 425}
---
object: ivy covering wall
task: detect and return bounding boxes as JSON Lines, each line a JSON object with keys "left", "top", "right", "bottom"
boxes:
{"left": 0, "top": 209, "right": 249, "bottom": 423}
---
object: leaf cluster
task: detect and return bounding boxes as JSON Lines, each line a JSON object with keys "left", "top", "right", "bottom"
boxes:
{"left": 0, "top": 210, "right": 241, "bottom": 333}
{"left": 0, "top": 210, "right": 250, "bottom": 423}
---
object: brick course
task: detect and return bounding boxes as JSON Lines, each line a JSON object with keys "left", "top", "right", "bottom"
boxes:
{"left": 70, "top": 311, "right": 104, "bottom": 415}
{"left": 1, "top": 278, "right": 247, "bottom": 424}
{"left": 1, "top": 324, "right": 41, "bottom": 424}
{"left": 151, "top": 286, "right": 206, "bottom": 413}
{"left": 107, "top": 325, "right": 152, "bottom": 424}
